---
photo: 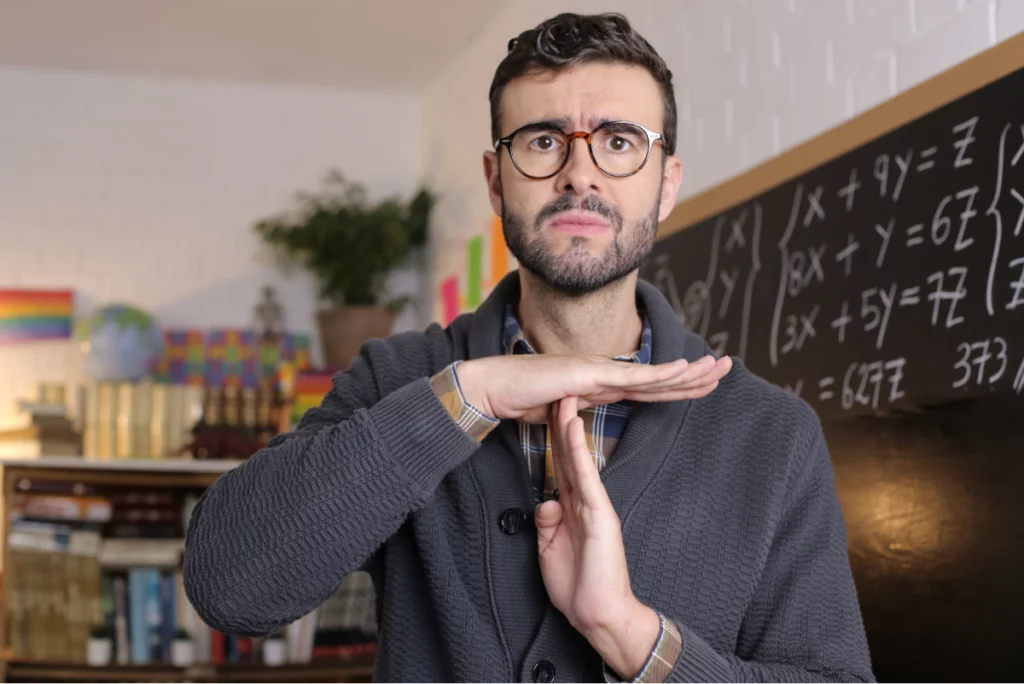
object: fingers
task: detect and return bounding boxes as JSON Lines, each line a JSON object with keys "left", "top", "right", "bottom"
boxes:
{"left": 550, "top": 397, "right": 579, "bottom": 503}
{"left": 592, "top": 357, "right": 690, "bottom": 391}
{"left": 628, "top": 355, "right": 730, "bottom": 390}
{"left": 579, "top": 356, "right": 732, "bottom": 408}
{"left": 592, "top": 355, "right": 731, "bottom": 393}
{"left": 623, "top": 380, "right": 721, "bottom": 402}
{"left": 534, "top": 500, "right": 563, "bottom": 550}
{"left": 565, "top": 410, "right": 607, "bottom": 508}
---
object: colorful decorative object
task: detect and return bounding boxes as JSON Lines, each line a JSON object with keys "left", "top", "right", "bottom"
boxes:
{"left": 436, "top": 216, "right": 514, "bottom": 324}
{"left": 204, "top": 329, "right": 258, "bottom": 389}
{"left": 0, "top": 289, "right": 73, "bottom": 344}
{"left": 156, "top": 329, "right": 206, "bottom": 385}
{"left": 74, "top": 304, "right": 164, "bottom": 382}
{"left": 156, "top": 328, "right": 312, "bottom": 390}
{"left": 289, "top": 370, "right": 334, "bottom": 427}
{"left": 490, "top": 215, "right": 508, "bottom": 288}
{"left": 440, "top": 276, "right": 460, "bottom": 325}
{"left": 467, "top": 235, "right": 484, "bottom": 309}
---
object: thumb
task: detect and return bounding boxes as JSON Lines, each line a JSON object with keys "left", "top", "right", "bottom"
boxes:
{"left": 534, "top": 500, "right": 563, "bottom": 548}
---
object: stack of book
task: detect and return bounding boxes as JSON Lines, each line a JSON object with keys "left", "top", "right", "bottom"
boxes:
{"left": 0, "top": 396, "right": 81, "bottom": 458}
{"left": 4, "top": 476, "right": 377, "bottom": 666}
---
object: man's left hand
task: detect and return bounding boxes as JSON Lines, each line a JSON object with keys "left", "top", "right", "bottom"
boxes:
{"left": 534, "top": 395, "right": 663, "bottom": 680}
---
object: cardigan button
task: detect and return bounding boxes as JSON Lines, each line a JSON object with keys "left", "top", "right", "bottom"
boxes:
{"left": 533, "top": 659, "right": 556, "bottom": 683}
{"left": 499, "top": 508, "right": 527, "bottom": 535}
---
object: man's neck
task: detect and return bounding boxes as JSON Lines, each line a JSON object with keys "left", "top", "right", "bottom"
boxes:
{"left": 516, "top": 270, "right": 643, "bottom": 358}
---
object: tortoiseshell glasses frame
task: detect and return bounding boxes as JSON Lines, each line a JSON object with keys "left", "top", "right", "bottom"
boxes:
{"left": 494, "top": 120, "right": 665, "bottom": 179}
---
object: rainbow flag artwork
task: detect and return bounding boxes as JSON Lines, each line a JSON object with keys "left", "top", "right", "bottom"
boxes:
{"left": 0, "top": 289, "right": 74, "bottom": 344}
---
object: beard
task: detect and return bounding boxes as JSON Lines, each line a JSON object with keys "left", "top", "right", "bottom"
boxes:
{"left": 501, "top": 189, "right": 660, "bottom": 297}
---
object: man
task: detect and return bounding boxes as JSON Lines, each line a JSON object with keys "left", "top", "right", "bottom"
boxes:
{"left": 184, "top": 12, "right": 874, "bottom": 683}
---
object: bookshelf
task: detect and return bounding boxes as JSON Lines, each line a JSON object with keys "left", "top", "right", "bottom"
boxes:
{"left": 0, "top": 457, "right": 376, "bottom": 683}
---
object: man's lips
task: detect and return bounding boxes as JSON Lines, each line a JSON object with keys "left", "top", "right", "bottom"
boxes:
{"left": 547, "top": 213, "right": 611, "bottom": 236}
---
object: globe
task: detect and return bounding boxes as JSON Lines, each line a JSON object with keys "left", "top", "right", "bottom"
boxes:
{"left": 74, "top": 304, "right": 165, "bottom": 382}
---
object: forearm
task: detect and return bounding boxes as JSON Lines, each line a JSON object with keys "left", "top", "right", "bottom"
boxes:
{"left": 183, "top": 377, "right": 480, "bottom": 636}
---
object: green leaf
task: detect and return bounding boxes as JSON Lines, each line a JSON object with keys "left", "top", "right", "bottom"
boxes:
{"left": 254, "top": 171, "right": 435, "bottom": 310}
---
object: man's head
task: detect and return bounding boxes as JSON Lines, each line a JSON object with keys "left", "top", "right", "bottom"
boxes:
{"left": 484, "top": 12, "right": 683, "bottom": 297}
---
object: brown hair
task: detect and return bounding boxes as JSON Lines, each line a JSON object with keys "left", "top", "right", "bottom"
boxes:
{"left": 489, "top": 12, "right": 677, "bottom": 155}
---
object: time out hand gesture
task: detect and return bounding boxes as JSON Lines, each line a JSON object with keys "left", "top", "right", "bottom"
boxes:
{"left": 458, "top": 353, "right": 731, "bottom": 424}
{"left": 534, "top": 396, "right": 664, "bottom": 679}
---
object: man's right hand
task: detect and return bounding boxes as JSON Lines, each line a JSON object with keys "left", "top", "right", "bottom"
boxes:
{"left": 456, "top": 353, "right": 732, "bottom": 424}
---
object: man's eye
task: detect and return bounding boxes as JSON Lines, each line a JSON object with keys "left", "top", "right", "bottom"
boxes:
{"left": 608, "top": 136, "right": 632, "bottom": 152}
{"left": 529, "top": 135, "right": 561, "bottom": 151}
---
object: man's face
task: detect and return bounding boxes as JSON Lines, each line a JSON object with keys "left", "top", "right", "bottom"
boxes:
{"left": 484, "top": 62, "right": 683, "bottom": 296}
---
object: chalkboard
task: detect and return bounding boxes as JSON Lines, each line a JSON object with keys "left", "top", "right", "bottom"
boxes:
{"left": 645, "top": 37, "right": 1024, "bottom": 419}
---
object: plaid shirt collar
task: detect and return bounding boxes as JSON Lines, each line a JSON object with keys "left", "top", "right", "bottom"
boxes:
{"left": 501, "top": 303, "right": 653, "bottom": 363}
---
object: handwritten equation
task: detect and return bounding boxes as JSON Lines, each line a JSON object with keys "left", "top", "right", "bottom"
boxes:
{"left": 646, "top": 105, "right": 1024, "bottom": 416}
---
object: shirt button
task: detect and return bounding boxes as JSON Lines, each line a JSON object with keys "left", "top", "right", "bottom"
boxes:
{"left": 498, "top": 508, "right": 527, "bottom": 535}
{"left": 532, "top": 659, "right": 556, "bottom": 683}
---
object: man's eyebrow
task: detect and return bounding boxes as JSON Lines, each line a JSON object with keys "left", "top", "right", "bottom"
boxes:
{"left": 508, "top": 117, "right": 627, "bottom": 135}
{"left": 517, "top": 118, "right": 571, "bottom": 131}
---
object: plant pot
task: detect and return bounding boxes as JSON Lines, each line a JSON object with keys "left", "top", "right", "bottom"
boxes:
{"left": 316, "top": 305, "right": 396, "bottom": 370}
{"left": 86, "top": 637, "right": 112, "bottom": 666}
{"left": 171, "top": 638, "right": 195, "bottom": 667}
{"left": 263, "top": 637, "right": 287, "bottom": 666}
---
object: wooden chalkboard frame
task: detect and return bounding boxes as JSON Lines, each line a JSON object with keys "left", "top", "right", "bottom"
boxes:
{"left": 659, "top": 30, "right": 1024, "bottom": 240}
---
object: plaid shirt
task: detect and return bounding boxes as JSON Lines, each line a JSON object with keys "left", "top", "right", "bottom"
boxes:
{"left": 429, "top": 304, "right": 683, "bottom": 683}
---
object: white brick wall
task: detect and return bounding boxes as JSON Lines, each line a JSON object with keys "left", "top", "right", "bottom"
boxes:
{"left": 421, "top": 0, "right": 1024, "bottom": 319}
{"left": 0, "top": 66, "right": 423, "bottom": 428}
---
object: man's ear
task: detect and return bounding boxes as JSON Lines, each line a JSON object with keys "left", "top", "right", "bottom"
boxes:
{"left": 483, "top": 150, "right": 503, "bottom": 218}
{"left": 657, "top": 155, "right": 683, "bottom": 222}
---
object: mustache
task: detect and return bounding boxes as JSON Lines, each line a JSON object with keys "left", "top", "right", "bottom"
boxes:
{"left": 534, "top": 194, "right": 623, "bottom": 233}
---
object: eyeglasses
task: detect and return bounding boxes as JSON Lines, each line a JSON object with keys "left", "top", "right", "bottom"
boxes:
{"left": 494, "top": 120, "right": 664, "bottom": 180}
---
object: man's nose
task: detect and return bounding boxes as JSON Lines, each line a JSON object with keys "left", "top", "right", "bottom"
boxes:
{"left": 557, "top": 134, "right": 601, "bottom": 194}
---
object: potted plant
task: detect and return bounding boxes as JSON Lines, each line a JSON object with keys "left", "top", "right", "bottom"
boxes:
{"left": 171, "top": 627, "right": 194, "bottom": 667}
{"left": 262, "top": 629, "right": 287, "bottom": 666}
{"left": 87, "top": 623, "right": 113, "bottom": 666}
{"left": 255, "top": 170, "right": 434, "bottom": 369}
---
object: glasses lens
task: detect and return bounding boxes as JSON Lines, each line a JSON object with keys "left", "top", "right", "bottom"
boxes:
{"left": 592, "top": 123, "right": 649, "bottom": 176}
{"left": 510, "top": 128, "right": 568, "bottom": 178}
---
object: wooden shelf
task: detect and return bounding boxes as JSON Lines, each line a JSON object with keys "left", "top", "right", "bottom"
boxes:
{"left": 0, "top": 458, "right": 375, "bottom": 683}
{"left": 2, "top": 655, "right": 375, "bottom": 682}
{"left": 0, "top": 457, "right": 243, "bottom": 475}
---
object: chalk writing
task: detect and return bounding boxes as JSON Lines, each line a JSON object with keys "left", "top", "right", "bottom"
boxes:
{"left": 953, "top": 116, "right": 979, "bottom": 168}
{"left": 841, "top": 358, "right": 907, "bottom": 411}
{"left": 838, "top": 168, "right": 861, "bottom": 210}
{"left": 643, "top": 73, "right": 1024, "bottom": 416}
{"left": 952, "top": 337, "right": 1008, "bottom": 388}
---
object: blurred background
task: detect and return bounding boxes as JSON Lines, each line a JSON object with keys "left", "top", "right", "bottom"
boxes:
{"left": 0, "top": 0, "right": 1022, "bottom": 682}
